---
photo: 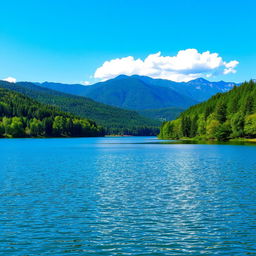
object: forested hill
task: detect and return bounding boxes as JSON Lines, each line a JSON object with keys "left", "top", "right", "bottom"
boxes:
{"left": 159, "top": 80, "right": 256, "bottom": 141}
{"left": 0, "top": 81, "right": 159, "bottom": 135}
{"left": 0, "top": 88, "right": 104, "bottom": 138}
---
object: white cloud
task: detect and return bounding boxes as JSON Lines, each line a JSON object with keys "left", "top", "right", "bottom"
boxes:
{"left": 3, "top": 77, "right": 16, "bottom": 83}
{"left": 94, "top": 49, "right": 239, "bottom": 82}
{"left": 81, "top": 80, "right": 91, "bottom": 86}
{"left": 223, "top": 60, "right": 239, "bottom": 74}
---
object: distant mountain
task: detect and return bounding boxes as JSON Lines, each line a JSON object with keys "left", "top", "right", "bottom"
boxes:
{"left": 184, "top": 78, "right": 238, "bottom": 100}
{"left": 38, "top": 76, "right": 197, "bottom": 110}
{"left": 37, "top": 75, "right": 239, "bottom": 111}
{"left": 137, "top": 76, "right": 238, "bottom": 102}
{"left": 0, "top": 80, "right": 159, "bottom": 135}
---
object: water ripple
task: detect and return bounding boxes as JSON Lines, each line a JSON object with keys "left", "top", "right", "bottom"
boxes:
{"left": 0, "top": 137, "right": 256, "bottom": 255}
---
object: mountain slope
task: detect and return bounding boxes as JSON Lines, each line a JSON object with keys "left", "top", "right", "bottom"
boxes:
{"left": 80, "top": 75, "right": 197, "bottom": 110}
{"left": 37, "top": 75, "right": 238, "bottom": 111}
{"left": 37, "top": 75, "right": 198, "bottom": 110}
{"left": 0, "top": 80, "right": 159, "bottom": 135}
{"left": 159, "top": 80, "right": 256, "bottom": 141}
{"left": 138, "top": 107, "right": 184, "bottom": 122}
{"left": 36, "top": 82, "right": 88, "bottom": 96}
{"left": 137, "top": 76, "right": 238, "bottom": 102}
{"left": 0, "top": 87, "right": 104, "bottom": 138}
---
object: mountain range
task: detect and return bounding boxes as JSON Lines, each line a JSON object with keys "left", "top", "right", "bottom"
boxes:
{"left": 37, "top": 75, "right": 238, "bottom": 110}
{"left": 0, "top": 75, "right": 240, "bottom": 135}
{"left": 36, "top": 75, "right": 238, "bottom": 121}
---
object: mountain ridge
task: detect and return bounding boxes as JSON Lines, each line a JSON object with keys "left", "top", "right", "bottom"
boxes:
{"left": 35, "top": 75, "right": 239, "bottom": 111}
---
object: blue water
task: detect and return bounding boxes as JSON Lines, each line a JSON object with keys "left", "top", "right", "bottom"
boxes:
{"left": 1, "top": 137, "right": 256, "bottom": 255}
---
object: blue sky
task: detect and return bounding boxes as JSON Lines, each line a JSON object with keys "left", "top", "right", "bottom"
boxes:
{"left": 0, "top": 0, "right": 255, "bottom": 83}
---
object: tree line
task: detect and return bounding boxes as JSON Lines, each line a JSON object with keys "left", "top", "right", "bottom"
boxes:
{"left": 0, "top": 81, "right": 160, "bottom": 136}
{"left": 0, "top": 88, "right": 104, "bottom": 138}
{"left": 159, "top": 80, "right": 256, "bottom": 141}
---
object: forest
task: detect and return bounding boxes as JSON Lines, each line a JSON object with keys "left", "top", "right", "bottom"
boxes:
{"left": 0, "top": 88, "right": 104, "bottom": 138}
{"left": 159, "top": 80, "right": 256, "bottom": 141}
{"left": 0, "top": 80, "right": 159, "bottom": 136}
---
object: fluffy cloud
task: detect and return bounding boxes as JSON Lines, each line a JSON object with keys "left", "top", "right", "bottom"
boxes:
{"left": 3, "top": 77, "right": 17, "bottom": 83}
{"left": 94, "top": 49, "right": 239, "bottom": 82}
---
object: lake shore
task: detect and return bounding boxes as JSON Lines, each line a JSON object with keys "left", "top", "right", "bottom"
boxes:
{"left": 158, "top": 137, "right": 256, "bottom": 146}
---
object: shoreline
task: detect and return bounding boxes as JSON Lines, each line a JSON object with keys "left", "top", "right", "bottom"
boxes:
{"left": 158, "top": 136, "right": 256, "bottom": 145}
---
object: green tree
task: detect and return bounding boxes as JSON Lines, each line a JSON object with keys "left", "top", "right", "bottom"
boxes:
{"left": 206, "top": 119, "right": 220, "bottom": 138}
{"left": 243, "top": 95, "right": 254, "bottom": 115}
{"left": 190, "top": 115, "right": 198, "bottom": 137}
{"left": 215, "top": 102, "right": 227, "bottom": 123}
{"left": 230, "top": 112, "right": 244, "bottom": 137}
{"left": 181, "top": 116, "right": 191, "bottom": 137}
{"left": 244, "top": 114, "right": 256, "bottom": 137}
{"left": 214, "top": 123, "right": 231, "bottom": 141}
{"left": 0, "top": 122, "right": 4, "bottom": 137}
{"left": 29, "top": 118, "right": 44, "bottom": 136}
{"left": 53, "top": 116, "right": 66, "bottom": 136}
{"left": 9, "top": 117, "right": 25, "bottom": 137}
{"left": 42, "top": 117, "right": 53, "bottom": 136}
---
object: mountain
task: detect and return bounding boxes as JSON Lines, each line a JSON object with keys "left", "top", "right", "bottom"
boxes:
{"left": 0, "top": 80, "right": 159, "bottom": 135}
{"left": 37, "top": 75, "right": 238, "bottom": 111}
{"left": 159, "top": 80, "right": 256, "bottom": 141}
{"left": 184, "top": 78, "right": 237, "bottom": 101}
{"left": 136, "top": 76, "right": 238, "bottom": 102}
{"left": 0, "top": 87, "right": 104, "bottom": 138}
{"left": 38, "top": 75, "right": 197, "bottom": 110}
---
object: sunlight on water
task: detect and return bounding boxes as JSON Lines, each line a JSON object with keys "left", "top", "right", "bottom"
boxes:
{"left": 0, "top": 137, "right": 256, "bottom": 255}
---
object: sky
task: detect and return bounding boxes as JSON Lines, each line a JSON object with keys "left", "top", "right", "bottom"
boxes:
{"left": 0, "top": 0, "right": 255, "bottom": 84}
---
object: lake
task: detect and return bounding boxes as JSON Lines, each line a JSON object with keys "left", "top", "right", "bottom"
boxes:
{"left": 1, "top": 137, "right": 256, "bottom": 255}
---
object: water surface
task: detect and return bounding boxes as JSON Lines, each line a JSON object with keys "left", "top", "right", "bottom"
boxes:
{"left": 1, "top": 137, "right": 256, "bottom": 255}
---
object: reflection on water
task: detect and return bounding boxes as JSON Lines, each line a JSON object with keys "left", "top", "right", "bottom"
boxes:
{"left": 0, "top": 137, "right": 256, "bottom": 255}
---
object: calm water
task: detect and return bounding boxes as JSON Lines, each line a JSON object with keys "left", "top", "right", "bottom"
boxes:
{"left": 1, "top": 137, "right": 256, "bottom": 255}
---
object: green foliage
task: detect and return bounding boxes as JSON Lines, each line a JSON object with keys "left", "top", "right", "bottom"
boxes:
{"left": 215, "top": 101, "right": 227, "bottom": 123}
{"left": 0, "top": 122, "right": 4, "bottom": 137}
{"left": 159, "top": 80, "right": 256, "bottom": 141}
{"left": 244, "top": 114, "right": 256, "bottom": 136}
{"left": 181, "top": 116, "right": 191, "bottom": 137}
{"left": 214, "top": 123, "right": 232, "bottom": 141}
{"left": 29, "top": 118, "right": 44, "bottom": 136}
{"left": 0, "top": 81, "right": 159, "bottom": 136}
{"left": 230, "top": 112, "right": 244, "bottom": 137}
{"left": 0, "top": 88, "right": 104, "bottom": 138}
{"left": 138, "top": 107, "right": 184, "bottom": 122}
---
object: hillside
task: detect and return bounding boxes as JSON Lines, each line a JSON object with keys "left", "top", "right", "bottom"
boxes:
{"left": 37, "top": 75, "right": 238, "bottom": 111}
{"left": 0, "top": 87, "right": 104, "bottom": 138}
{"left": 0, "top": 81, "right": 159, "bottom": 135}
{"left": 159, "top": 80, "right": 256, "bottom": 141}
{"left": 138, "top": 107, "right": 184, "bottom": 122}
